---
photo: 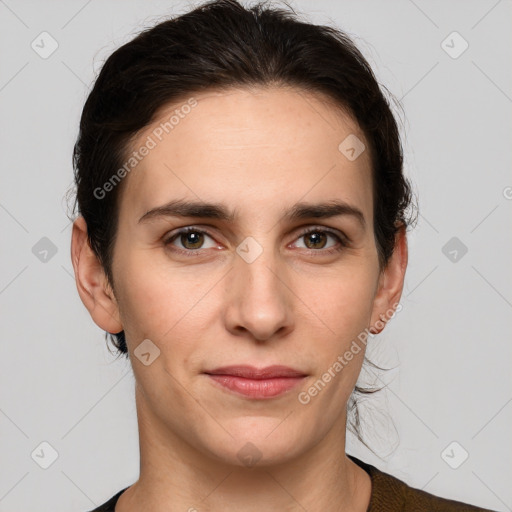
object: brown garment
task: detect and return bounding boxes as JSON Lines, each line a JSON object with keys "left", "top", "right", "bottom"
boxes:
{"left": 87, "top": 454, "right": 497, "bottom": 511}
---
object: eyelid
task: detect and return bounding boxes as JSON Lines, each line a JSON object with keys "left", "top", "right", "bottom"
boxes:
{"left": 293, "top": 225, "right": 350, "bottom": 244}
{"left": 164, "top": 224, "right": 349, "bottom": 241}
{"left": 163, "top": 224, "right": 349, "bottom": 254}
{"left": 163, "top": 226, "right": 220, "bottom": 250}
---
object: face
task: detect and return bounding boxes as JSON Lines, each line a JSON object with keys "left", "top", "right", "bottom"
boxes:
{"left": 73, "top": 86, "right": 406, "bottom": 467}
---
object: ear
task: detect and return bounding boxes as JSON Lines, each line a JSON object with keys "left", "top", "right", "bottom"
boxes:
{"left": 70, "top": 216, "right": 123, "bottom": 334}
{"left": 369, "top": 224, "right": 408, "bottom": 334}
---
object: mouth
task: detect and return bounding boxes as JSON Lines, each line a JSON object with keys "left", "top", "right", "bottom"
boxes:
{"left": 203, "top": 365, "right": 307, "bottom": 399}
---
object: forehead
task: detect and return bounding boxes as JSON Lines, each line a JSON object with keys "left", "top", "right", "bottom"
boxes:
{"left": 119, "top": 86, "right": 373, "bottom": 224}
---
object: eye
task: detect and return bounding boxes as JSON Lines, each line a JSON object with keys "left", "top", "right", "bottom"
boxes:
{"left": 164, "top": 227, "right": 218, "bottom": 255}
{"left": 163, "top": 226, "right": 349, "bottom": 257}
{"left": 292, "top": 227, "right": 348, "bottom": 254}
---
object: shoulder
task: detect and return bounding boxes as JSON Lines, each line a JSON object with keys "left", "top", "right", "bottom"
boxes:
{"left": 85, "top": 487, "right": 129, "bottom": 512}
{"left": 348, "top": 454, "right": 498, "bottom": 512}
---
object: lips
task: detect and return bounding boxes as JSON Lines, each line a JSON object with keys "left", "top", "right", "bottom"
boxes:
{"left": 204, "top": 365, "right": 307, "bottom": 379}
{"left": 204, "top": 365, "right": 307, "bottom": 399}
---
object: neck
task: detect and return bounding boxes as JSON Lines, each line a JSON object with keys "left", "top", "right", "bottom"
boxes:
{"left": 116, "top": 385, "right": 371, "bottom": 512}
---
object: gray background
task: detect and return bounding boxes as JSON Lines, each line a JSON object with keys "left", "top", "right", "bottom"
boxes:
{"left": 0, "top": 0, "right": 511, "bottom": 510}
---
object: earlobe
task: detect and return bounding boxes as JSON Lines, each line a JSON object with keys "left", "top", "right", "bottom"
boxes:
{"left": 70, "top": 216, "right": 123, "bottom": 334}
{"left": 369, "top": 225, "right": 408, "bottom": 334}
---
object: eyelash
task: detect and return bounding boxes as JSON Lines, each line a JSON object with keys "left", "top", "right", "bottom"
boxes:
{"left": 163, "top": 226, "right": 349, "bottom": 257}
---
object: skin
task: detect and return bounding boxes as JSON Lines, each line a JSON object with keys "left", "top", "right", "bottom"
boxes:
{"left": 71, "top": 86, "right": 408, "bottom": 512}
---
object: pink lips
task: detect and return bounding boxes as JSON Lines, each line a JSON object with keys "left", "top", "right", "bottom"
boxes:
{"left": 205, "top": 365, "right": 307, "bottom": 399}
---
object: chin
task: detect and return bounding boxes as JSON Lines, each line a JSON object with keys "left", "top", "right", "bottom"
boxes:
{"left": 207, "top": 418, "right": 307, "bottom": 468}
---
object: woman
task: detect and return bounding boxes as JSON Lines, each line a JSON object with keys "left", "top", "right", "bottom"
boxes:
{"left": 70, "top": 0, "right": 497, "bottom": 510}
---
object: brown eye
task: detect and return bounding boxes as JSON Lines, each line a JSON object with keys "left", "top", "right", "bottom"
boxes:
{"left": 179, "top": 231, "right": 204, "bottom": 249}
{"left": 164, "top": 228, "right": 218, "bottom": 254}
{"left": 303, "top": 231, "right": 328, "bottom": 249}
{"left": 293, "top": 227, "right": 348, "bottom": 254}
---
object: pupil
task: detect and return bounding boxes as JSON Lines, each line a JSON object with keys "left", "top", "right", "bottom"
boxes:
{"left": 182, "top": 232, "right": 203, "bottom": 249}
{"left": 307, "top": 232, "right": 326, "bottom": 249}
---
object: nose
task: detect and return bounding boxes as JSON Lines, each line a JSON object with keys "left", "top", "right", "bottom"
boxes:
{"left": 223, "top": 244, "right": 294, "bottom": 342}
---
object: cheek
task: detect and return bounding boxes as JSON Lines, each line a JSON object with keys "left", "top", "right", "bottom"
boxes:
{"left": 114, "top": 250, "right": 221, "bottom": 353}
{"left": 299, "top": 264, "right": 377, "bottom": 342}
{"left": 112, "top": 247, "right": 177, "bottom": 340}
{"left": 114, "top": 233, "right": 379, "bottom": 353}
{"left": 301, "top": 271, "right": 376, "bottom": 403}
{"left": 118, "top": 274, "right": 183, "bottom": 341}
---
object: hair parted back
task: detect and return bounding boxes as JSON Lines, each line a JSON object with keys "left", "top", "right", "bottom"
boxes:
{"left": 71, "top": 0, "right": 416, "bottom": 454}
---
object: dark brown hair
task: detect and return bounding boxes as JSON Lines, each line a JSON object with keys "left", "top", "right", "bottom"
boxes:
{"left": 71, "top": 0, "right": 416, "bottom": 453}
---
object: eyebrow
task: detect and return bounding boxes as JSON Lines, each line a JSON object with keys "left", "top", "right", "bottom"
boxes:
{"left": 138, "top": 198, "right": 366, "bottom": 229}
